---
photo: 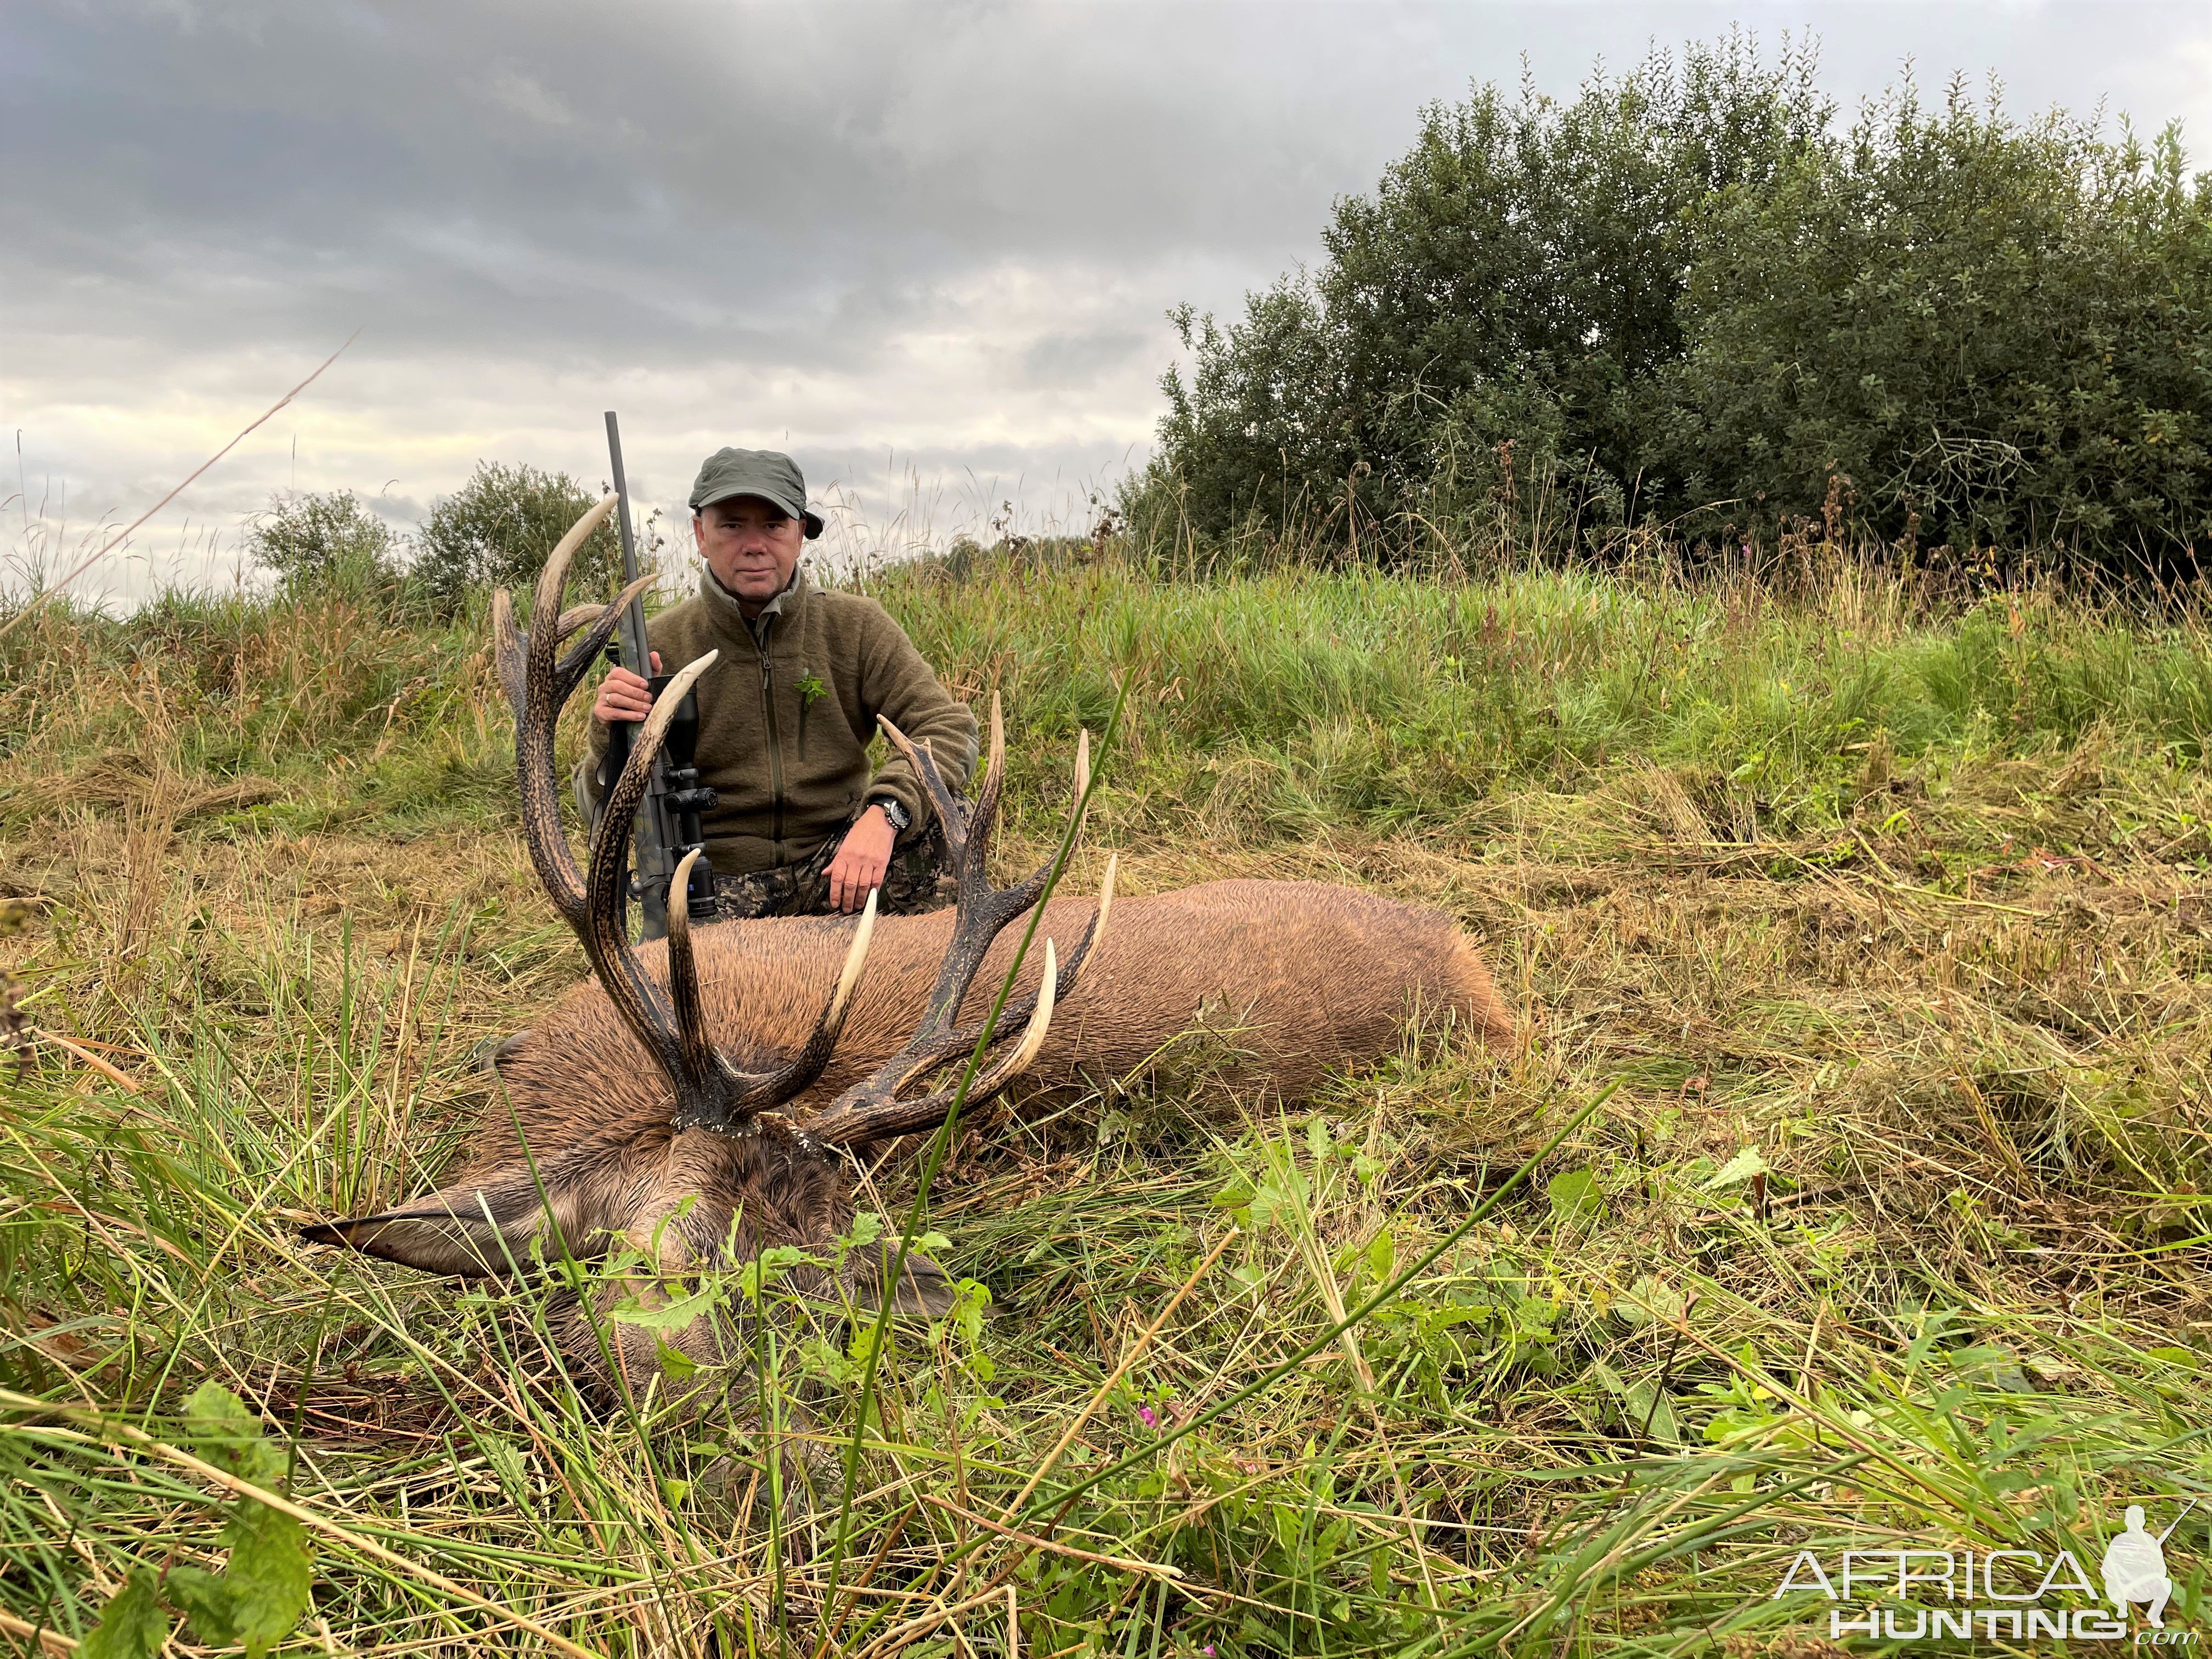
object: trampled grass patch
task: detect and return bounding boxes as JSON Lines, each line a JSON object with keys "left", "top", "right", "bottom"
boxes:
{"left": 2, "top": 552, "right": 2208, "bottom": 1656}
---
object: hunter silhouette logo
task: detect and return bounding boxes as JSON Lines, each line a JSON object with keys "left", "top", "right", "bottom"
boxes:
{"left": 1768, "top": 1496, "right": 2198, "bottom": 1643}
{"left": 2106, "top": 1502, "right": 2195, "bottom": 1630}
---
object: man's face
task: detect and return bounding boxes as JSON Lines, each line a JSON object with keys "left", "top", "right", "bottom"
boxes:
{"left": 695, "top": 495, "right": 804, "bottom": 610}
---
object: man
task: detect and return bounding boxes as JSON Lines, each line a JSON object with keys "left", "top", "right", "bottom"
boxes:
{"left": 585, "top": 447, "right": 977, "bottom": 919}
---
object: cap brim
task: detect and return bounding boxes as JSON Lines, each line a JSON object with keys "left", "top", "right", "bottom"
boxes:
{"left": 694, "top": 489, "right": 823, "bottom": 539}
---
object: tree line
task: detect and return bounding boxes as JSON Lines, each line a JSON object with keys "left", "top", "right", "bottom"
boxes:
{"left": 1124, "top": 35, "right": 2212, "bottom": 581}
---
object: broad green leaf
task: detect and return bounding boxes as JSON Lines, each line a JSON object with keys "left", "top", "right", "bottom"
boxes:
{"left": 654, "top": 1335, "right": 701, "bottom": 1377}
{"left": 164, "top": 1566, "right": 240, "bottom": 1646}
{"left": 612, "top": 1279, "right": 726, "bottom": 1331}
{"left": 1547, "top": 1167, "right": 1603, "bottom": 1220}
{"left": 222, "top": 1497, "right": 314, "bottom": 1658}
{"left": 1705, "top": 1146, "right": 1770, "bottom": 1189}
{"left": 81, "top": 1570, "right": 169, "bottom": 1659}
{"left": 182, "top": 1381, "right": 283, "bottom": 1484}
{"left": 951, "top": 1278, "right": 991, "bottom": 1346}
{"left": 1618, "top": 1275, "right": 1687, "bottom": 1327}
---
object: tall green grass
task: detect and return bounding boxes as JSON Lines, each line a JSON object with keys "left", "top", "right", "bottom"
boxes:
{"left": 881, "top": 551, "right": 2212, "bottom": 846}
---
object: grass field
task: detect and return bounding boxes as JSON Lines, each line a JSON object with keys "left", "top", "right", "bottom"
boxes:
{"left": 2, "top": 545, "right": 2209, "bottom": 1657}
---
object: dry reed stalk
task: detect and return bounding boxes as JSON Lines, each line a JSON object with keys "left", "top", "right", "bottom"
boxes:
{"left": 0, "top": 335, "right": 356, "bottom": 641}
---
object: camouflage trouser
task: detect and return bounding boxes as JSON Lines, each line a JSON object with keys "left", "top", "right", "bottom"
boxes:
{"left": 709, "top": 819, "right": 955, "bottom": 921}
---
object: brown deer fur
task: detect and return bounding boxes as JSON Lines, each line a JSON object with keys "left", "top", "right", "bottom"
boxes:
{"left": 498, "top": 879, "right": 1511, "bottom": 1141}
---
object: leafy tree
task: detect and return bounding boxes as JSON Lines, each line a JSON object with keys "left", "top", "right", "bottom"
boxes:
{"left": 245, "top": 489, "right": 402, "bottom": 598}
{"left": 411, "top": 460, "right": 620, "bottom": 613}
{"left": 1138, "top": 33, "right": 1830, "bottom": 546}
{"left": 1658, "top": 82, "right": 2212, "bottom": 572}
{"left": 1318, "top": 34, "right": 1827, "bottom": 499}
{"left": 1145, "top": 280, "right": 1342, "bottom": 541}
{"left": 1136, "top": 36, "right": 2212, "bottom": 580}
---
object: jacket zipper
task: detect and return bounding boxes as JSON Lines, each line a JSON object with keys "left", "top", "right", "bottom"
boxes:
{"left": 755, "top": 615, "right": 786, "bottom": 854}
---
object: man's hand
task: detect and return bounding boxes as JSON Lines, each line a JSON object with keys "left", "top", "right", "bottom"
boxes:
{"left": 826, "top": 806, "right": 895, "bottom": 913}
{"left": 592, "top": 651, "right": 662, "bottom": 724}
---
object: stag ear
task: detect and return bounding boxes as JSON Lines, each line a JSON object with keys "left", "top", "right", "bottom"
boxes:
{"left": 301, "top": 1157, "right": 613, "bottom": 1279}
{"left": 848, "top": 1245, "right": 962, "bottom": 1319}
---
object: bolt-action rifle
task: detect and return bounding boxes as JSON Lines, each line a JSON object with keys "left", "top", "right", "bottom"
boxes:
{"left": 600, "top": 411, "right": 718, "bottom": 941}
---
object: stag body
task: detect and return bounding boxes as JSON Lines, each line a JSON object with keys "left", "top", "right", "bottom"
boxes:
{"left": 307, "top": 493, "right": 1513, "bottom": 1407}
{"left": 497, "top": 882, "right": 1508, "bottom": 1140}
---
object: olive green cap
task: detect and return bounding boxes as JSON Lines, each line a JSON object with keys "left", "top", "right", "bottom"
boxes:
{"left": 688, "top": 447, "right": 824, "bottom": 539}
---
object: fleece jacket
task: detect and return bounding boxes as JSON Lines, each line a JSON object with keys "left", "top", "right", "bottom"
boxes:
{"left": 586, "top": 568, "right": 978, "bottom": 875}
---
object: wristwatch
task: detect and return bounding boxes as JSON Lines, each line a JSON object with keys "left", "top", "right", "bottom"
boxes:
{"left": 872, "top": 797, "right": 912, "bottom": 837}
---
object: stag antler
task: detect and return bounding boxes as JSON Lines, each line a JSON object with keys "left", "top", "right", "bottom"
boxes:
{"left": 803, "top": 694, "right": 1116, "bottom": 1147}
{"left": 501, "top": 497, "right": 878, "bottom": 1134}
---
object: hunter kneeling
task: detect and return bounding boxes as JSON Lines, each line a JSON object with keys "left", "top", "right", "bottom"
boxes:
{"left": 585, "top": 447, "right": 978, "bottom": 919}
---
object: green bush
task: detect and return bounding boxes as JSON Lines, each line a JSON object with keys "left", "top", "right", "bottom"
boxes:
{"left": 411, "top": 461, "right": 620, "bottom": 614}
{"left": 244, "top": 491, "right": 403, "bottom": 599}
{"left": 1135, "top": 34, "right": 1829, "bottom": 549}
{"left": 1660, "top": 85, "right": 2212, "bottom": 571}
{"left": 1136, "top": 39, "right": 2212, "bottom": 582}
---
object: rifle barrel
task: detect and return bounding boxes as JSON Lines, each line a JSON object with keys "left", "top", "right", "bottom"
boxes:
{"left": 604, "top": 411, "right": 651, "bottom": 668}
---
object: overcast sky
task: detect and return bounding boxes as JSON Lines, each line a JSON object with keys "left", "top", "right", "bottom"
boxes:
{"left": 7, "top": 0, "right": 2210, "bottom": 606}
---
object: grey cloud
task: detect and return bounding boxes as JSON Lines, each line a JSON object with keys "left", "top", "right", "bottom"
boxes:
{"left": 1016, "top": 328, "right": 1153, "bottom": 388}
{"left": 5, "top": 0, "right": 2207, "bottom": 600}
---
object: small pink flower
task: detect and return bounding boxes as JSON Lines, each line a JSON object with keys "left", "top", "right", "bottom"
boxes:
{"left": 1202, "top": 1646, "right": 1216, "bottom": 1657}
{"left": 1137, "top": 1404, "right": 1158, "bottom": 1430}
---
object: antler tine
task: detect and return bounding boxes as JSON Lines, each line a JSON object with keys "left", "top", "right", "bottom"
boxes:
{"left": 877, "top": 715, "right": 970, "bottom": 855}
{"left": 662, "top": 853, "right": 881, "bottom": 1129}
{"left": 492, "top": 587, "right": 525, "bottom": 714}
{"left": 968, "top": 938, "right": 1058, "bottom": 1093}
{"left": 555, "top": 601, "right": 612, "bottom": 642}
{"left": 595, "top": 670, "right": 885, "bottom": 1134}
{"left": 725, "top": 884, "right": 881, "bottom": 1122}
{"left": 499, "top": 492, "right": 621, "bottom": 927}
{"left": 501, "top": 573, "right": 657, "bottom": 720}
{"left": 802, "top": 713, "right": 1113, "bottom": 1149}
{"left": 867, "top": 938, "right": 1063, "bottom": 1142}
{"left": 805, "top": 865, "right": 1098, "bottom": 1146}
{"left": 877, "top": 691, "right": 1007, "bottom": 867}
{"left": 839, "top": 851, "right": 1114, "bottom": 1113}
{"left": 556, "top": 573, "right": 656, "bottom": 679}
{"left": 896, "top": 694, "right": 1046, "bottom": 1045}
{"left": 662, "top": 849, "right": 719, "bottom": 1088}
{"left": 584, "top": 650, "right": 724, "bottom": 1104}
{"left": 971, "top": 690, "right": 1008, "bottom": 861}
{"left": 927, "top": 853, "right": 1114, "bottom": 1066}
